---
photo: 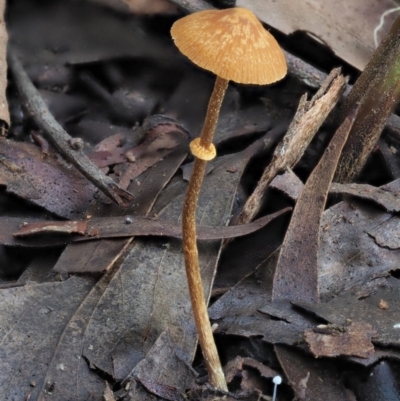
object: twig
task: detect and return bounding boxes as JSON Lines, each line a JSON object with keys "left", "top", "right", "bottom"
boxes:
{"left": 0, "top": 0, "right": 9, "bottom": 134}
{"left": 236, "top": 69, "right": 347, "bottom": 224}
{"left": 8, "top": 48, "right": 134, "bottom": 207}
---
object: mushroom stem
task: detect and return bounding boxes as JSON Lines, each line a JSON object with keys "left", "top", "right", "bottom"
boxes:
{"left": 182, "top": 75, "right": 229, "bottom": 391}
{"left": 199, "top": 77, "right": 229, "bottom": 147}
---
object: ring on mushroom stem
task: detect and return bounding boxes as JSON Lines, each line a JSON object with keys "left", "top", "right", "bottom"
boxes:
{"left": 189, "top": 138, "right": 216, "bottom": 161}
{"left": 171, "top": 7, "right": 287, "bottom": 391}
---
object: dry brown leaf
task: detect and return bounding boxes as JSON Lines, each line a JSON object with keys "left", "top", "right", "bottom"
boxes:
{"left": 272, "top": 107, "right": 358, "bottom": 302}
{"left": 275, "top": 345, "right": 352, "bottom": 401}
{"left": 9, "top": 209, "right": 290, "bottom": 246}
{"left": 295, "top": 277, "right": 400, "bottom": 348}
{"left": 0, "top": 276, "right": 108, "bottom": 401}
{"left": 238, "top": 0, "right": 398, "bottom": 70}
{"left": 331, "top": 182, "right": 400, "bottom": 213}
{"left": 350, "top": 361, "right": 400, "bottom": 401}
{"left": 0, "top": 138, "right": 96, "bottom": 219}
{"left": 319, "top": 180, "right": 400, "bottom": 299}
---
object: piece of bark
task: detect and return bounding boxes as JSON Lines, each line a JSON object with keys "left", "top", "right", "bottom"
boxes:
{"left": 224, "top": 356, "right": 278, "bottom": 396}
{"left": 304, "top": 322, "right": 376, "bottom": 358}
{"left": 8, "top": 48, "right": 134, "bottom": 207}
{"left": 224, "top": 356, "right": 278, "bottom": 384}
{"left": 237, "top": 68, "right": 347, "bottom": 225}
{"left": 272, "top": 107, "right": 358, "bottom": 302}
{"left": 0, "top": 0, "right": 9, "bottom": 134}
{"left": 269, "top": 169, "right": 304, "bottom": 200}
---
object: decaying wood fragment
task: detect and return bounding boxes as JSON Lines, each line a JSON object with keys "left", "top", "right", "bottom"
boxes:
{"left": 272, "top": 107, "right": 358, "bottom": 303}
{"left": 237, "top": 68, "right": 347, "bottom": 225}
{"left": 304, "top": 322, "right": 376, "bottom": 358}
{"left": 8, "top": 48, "right": 134, "bottom": 207}
{"left": 0, "top": 0, "right": 9, "bottom": 134}
{"left": 16, "top": 220, "right": 88, "bottom": 236}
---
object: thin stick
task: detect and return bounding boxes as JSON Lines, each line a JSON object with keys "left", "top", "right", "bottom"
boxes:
{"left": 182, "top": 76, "right": 228, "bottom": 391}
{"left": 0, "top": 0, "right": 9, "bottom": 134}
{"left": 8, "top": 48, "right": 134, "bottom": 207}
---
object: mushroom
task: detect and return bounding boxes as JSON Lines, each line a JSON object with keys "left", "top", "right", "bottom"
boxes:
{"left": 171, "top": 7, "right": 287, "bottom": 390}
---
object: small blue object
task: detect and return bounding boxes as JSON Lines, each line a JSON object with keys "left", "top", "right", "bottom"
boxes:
{"left": 272, "top": 375, "right": 282, "bottom": 401}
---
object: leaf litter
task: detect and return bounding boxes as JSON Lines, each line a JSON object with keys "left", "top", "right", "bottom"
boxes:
{"left": 82, "top": 141, "right": 268, "bottom": 385}
{"left": 3, "top": 0, "right": 400, "bottom": 400}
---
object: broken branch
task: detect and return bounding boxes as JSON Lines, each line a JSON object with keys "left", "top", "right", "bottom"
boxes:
{"left": 8, "top": 48, "right": 134, "bottom": 207}
{"left": 237, "top": 68, "right": 347, "bottom": 225}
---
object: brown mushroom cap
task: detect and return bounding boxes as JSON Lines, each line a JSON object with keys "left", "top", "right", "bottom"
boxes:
{"left": 171, "top": 8, "right": 287, "bottom": 85}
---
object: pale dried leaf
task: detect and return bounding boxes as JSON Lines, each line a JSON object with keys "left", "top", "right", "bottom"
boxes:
{"left": 238, "top": 0, "right": 398, "bottom": 70}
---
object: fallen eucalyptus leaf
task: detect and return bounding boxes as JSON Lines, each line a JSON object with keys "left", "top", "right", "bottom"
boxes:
{"left": 273, "top": 106, "right": 358, "bottom": 302}
{"left": 9, "top": 209, "right": 290, "bottom": 245}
